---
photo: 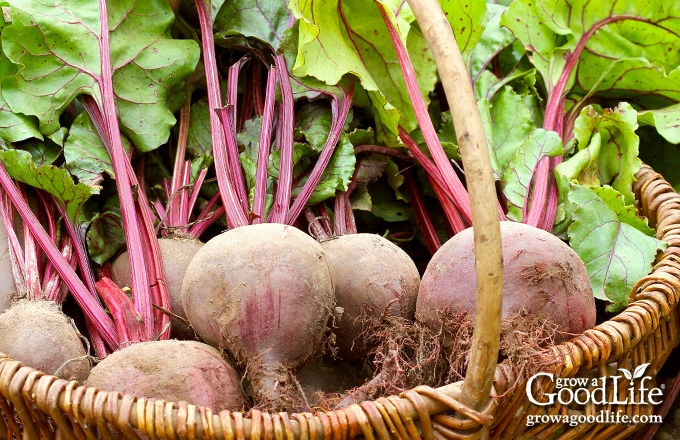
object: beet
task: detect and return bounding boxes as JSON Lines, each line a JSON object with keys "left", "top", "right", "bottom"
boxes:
{"left": 86, "top": 340, "right": 246, "bottom": 411}
{"left": 321, "top": 233, "right": 420, "bottom": 361}
{"left": 0, "top": 300, "right": 90, "bottom": 381}
{"left": 416, "top": 221, "right": 596, "bottom": 344}
{"left": 111, "top": 235, "right": 203, "bottom": 340}
{"left": 181, "top": 223, "right": 335, "bottom": 409}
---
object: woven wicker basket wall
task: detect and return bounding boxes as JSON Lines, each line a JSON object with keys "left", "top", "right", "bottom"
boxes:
{"left": 488, "top": 164, "right": 680, "bottom": 440}
{"left": 0, "top": 163, "right": 677, "bottom": 439}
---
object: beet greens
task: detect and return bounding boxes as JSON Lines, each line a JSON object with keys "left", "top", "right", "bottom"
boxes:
{"left": 289, "top": 0, "right": 676, "bottom": 311}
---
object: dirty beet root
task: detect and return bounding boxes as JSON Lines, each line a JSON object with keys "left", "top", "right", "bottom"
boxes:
{"left": 416, "top": 221, "right": 596, "bottom": 345}
{"left": 320, "top": 233, "right": 420, "bottom": 362}
{"left": 181, "top": 223, "right": 335, "bottom": 411}
{"left": 86, "top": 340, "right": 246, "bottom": 411}
{"left": 330, "top": 313, "right": 448, "bottom": 409}
{"left": 0, "top": 300, "right": 90, "bottom": 382}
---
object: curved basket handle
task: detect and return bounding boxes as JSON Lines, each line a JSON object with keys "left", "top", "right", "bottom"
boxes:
{"left": 406, "top": 0, "right": 504, "bottom": 412}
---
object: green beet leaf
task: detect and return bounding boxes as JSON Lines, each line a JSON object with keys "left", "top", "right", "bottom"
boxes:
{"left": 186, "top": 98, "right": 213, "bottom": 159}
{"left": 214, "top": 0, "right": 292, "bottom": 52}
{"left": 63, "top": 112, "right": 131, "bottom": 192}
{"left": 11, "top": 127, "right": 65, "bottom": 167}
{"left": 467, "top": 3, "right": 516, "bottom": 87}
{"left": 302, "top": 134, "right": 356, "bottom": 205}
{"left": 553, "top": 103, "right": 642, "bottom": 234}
{"left": 84, "top": 198, "right": 126, "bottom": 266}
{"left": 567, "top": 184, "right": 666, "bottom": 312}
{"left": 501, "top": 0, "right": 680, "bottom": 100}
{"left": 570, "top": 103, "right": 641, "bottom": 205}
{"left": 501, "top": 129, "right": 562, "bottom": 222}
{"left": 501, "top": 0, "right": 680, "bottom": 137}
{"left": 1, "top": 0, "right": 199, "bottom": 152}
{"left": 439, "top": 0, "right": 486, "bottom": 56}
{"left": 289, "top": 0, "right": 438, "bottom": 140}
{"left": 638, "top": 103, "right": 680, "bottom": 144}
{"left": 479, "top": 85, "right": 562, "bottom": 221}
{"left": 295, "top": 101, "right": 337, "bottom": 152}
{"left": 0, "top": 29, "right": 41, "bottom": 144}
{"left": 236, "top": 104, "right": 356, "bottom": 214}
{"left": 0, "top": 148, "right": 94, "bottom": 222}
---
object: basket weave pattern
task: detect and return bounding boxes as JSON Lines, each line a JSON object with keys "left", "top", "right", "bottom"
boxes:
{"left": 0, "top": 163, "right": 678, "bottom": 439}
{"left": 490, "top": 164, "right": 680, "bottom": 439}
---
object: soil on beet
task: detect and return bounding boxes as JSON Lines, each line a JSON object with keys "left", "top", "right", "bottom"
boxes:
{"left": 86, "top": 340, "right": 247, "bottom": 412}
{"left": 0, "top": 300, "right": 91, "bottom": 382}
{"left": 321, "top": 233, "right": 421, "bottom": 362}
{"left": 416, "top": 222, "right": 596, "bottom": 345}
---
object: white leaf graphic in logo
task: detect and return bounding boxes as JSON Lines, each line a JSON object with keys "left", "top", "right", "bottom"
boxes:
{"left": 617, "top": 363, "right": 650, "bottom": 382}
{"left": 633, "top": 363, "right": 650, "bottom": 380}
{"left": 618, "top": 368, "right": 633, "bottom": 381}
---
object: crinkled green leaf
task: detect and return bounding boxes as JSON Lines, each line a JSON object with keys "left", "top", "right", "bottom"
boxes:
{"left": 214, "top": 0, "right": 291, "bottom": 52}
{"left": 278, "top": 21, "right": 350, "bottom": 104}
{"left": 590, "top": 186, "right": 655, "bottom": 237}
{"left": 289, "top": 0, "right": 436, "bottom": 139}
{"left": 501, "top": 0, "right": 680, "bottom": 112}
{"left": 346, "top": 127, "right": 375, "bottom": 147}
{"left": 0, "top": 148, "right": 93, "bottom": 222}
{"left": 296, "top": 134, "right": 356, "bottom": 205}
{"left": 237, "top": 112, "right": 356, "bottom": 213}
{"left": 576, "top": 60, "right": 680, "bottom": 110}
{"left": 567, "top": 184, "right": 666, "bottom": 312}
{"left": 295, "top": 101, "right": 334, "bottom": 152}
{"left": 467, "top": 3, "right": 515, "bottom": 84}
{"left": 14, "top": 128, "right": 65, "bottom": 166}
{"left": 479, "top": 85, "right": 562, "bottom": 221}
{"left": 1, "top": 0, "right": 199, "bottom": 151}
{"left": 350, "top": 189, "right": 372, "bottom": 211}
{"left": 501, "top": 129, "right": 562, "bottom": 221}
{"left": 554, "top": 103, "right": 642, "bottom": 234}
{"left": 570, "top": 103, "right": 641, "bottom": 204}
{"left": 0, "top": 96, "right": 41, "bottom": 144}
{"left": 573, "top": 20, "right": 680, "bottom": 108}
{"left": 63, "top": 112, "right": 131, "bottom": 192}
{"left": 186, "top": 98, "right": 213, "bottom": 158}
{"left": 638, "top": 103, "right": 680, "bottom": 144}
{"left": 0, "top": 15, "right": 42, "bottom": 144}
{"left": 485, "top": 86, "right": 534, "bottom": 166}
{"left": 85, "top": 201, "right": 125, "bottom": 265}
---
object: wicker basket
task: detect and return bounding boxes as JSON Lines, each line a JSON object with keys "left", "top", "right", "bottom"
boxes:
{"left": 0, "top": 164, "right": 677, "bottom": 439}
{"left": 2, "top": 0, "right": 679, "bottom": 437}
